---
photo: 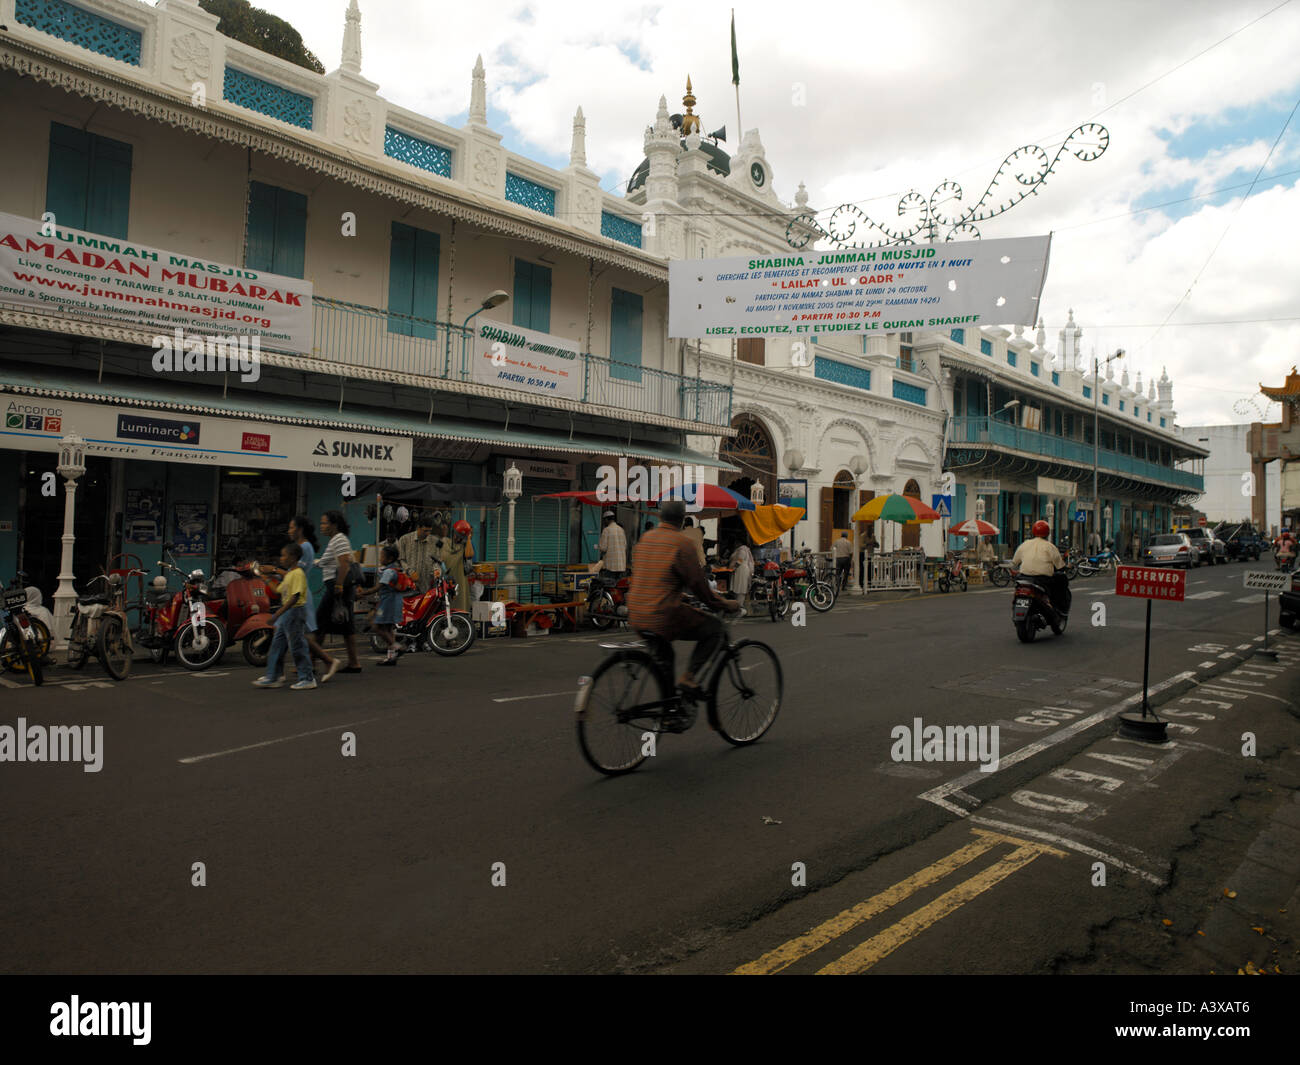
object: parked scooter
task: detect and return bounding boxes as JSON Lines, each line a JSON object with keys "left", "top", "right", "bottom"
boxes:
{"left": 134, "top": 549, "right": 227, "bottom": 669}
{"left": 370, "top": 574, "right": 474, "bottom": 656}
{"left": 1012, "top": 568, "right": 1069, "bottom": 643}
{"left": 586, "top": 571, "right": 630, "bottom": 629}
{"left": 210, "top": 561, "right": 276, "bottom": 667}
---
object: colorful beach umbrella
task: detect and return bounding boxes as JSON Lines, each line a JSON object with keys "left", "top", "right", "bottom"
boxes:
{"left": 655, "top": 484, "right": 756, "bottom": 511}
{"left": 949, "top": 518, "right": 1000, "bottom": 537}
{"left": 851, "top": 494, "right": 940, "bottom": 524}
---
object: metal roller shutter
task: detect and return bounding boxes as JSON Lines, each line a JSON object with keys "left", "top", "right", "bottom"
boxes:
{"left": 484, "top": 477, "right": 570, "bottom": 564}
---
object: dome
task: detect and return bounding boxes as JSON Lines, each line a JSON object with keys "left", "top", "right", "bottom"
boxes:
{"left": 626, "top": 138, "right": 730, "bottom": 193}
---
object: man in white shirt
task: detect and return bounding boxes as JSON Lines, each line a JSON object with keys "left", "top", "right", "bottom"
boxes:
{"left": 1011, "top": 519, "right": 1069, "bottom": 615}
{"left": 831, "top": 532, "right": 853, "bottom": 590}
{"left": 599, "top": 511, "right": 628, "bottom": 579}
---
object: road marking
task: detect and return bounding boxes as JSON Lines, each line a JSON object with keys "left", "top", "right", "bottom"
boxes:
{"left": 733, "top": 829, "right": 1061, "bottom": 975}
{"left": 177, "top": 717, "right": 383, "bottom": 764}
{"left": 966, "top": 820, "right": 1164, "bottom": 887}
{"left": 917, "top": 672, "right": 1195, "bottom": 815}
{"left": 0, "top": 674, "right": 22, "bottom": 689}
{"left": 1236, "top": 595, "right": 1266, "bottom": 604}
{"left": 1186, "top": 590, "right": 1226, "bottom": 600}
{"left": 1218, "top": 651, "right": 1235, "bottom": 659}
{"left": 1235, "top": 642, "right": 1255, "bottom": 649}
{"left": 491, "top": 690, "right": 575, "bottom": 703}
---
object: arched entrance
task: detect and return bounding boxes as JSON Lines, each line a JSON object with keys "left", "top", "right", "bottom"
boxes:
{"left": 900, "top": 478, "right": 922, "bottom": 549}
{"left": 719, "top": 413, "right": 777, "bottom": 552}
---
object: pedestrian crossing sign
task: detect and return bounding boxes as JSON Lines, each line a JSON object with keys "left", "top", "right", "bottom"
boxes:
{"left": 931, "top": 494, "right": 951, "bottom": 517}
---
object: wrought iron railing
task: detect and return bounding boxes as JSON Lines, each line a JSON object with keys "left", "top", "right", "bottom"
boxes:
{"left": 947, "top": 416, "right": 1203, "bottom": 491}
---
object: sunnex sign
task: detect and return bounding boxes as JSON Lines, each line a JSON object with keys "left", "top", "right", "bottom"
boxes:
{"left": 1, "top": 397, "right": 411, "bottom": 477}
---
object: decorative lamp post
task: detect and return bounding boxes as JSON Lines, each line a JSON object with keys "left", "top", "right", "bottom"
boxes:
{"left": 850, "top": 454, "right": 868, "bottom": 592}
{"left": 52, "top": 432, "right": 86, "bottom": 646}
{"left": 1045, "top": 501, "right": 1055, "bottom": 530}
{"left": 1103, "top": 505, "right": 1113, "bottom": 551}
{"left": 503, "top": 463, "right": 522, "bottom": 594}
{"left": 749, "top": 480, "right": 764, "bottom": 505}
{"left": 784, "top": 450, "right": 803, "bottom": 557}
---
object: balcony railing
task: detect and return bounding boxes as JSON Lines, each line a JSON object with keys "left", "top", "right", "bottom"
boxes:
{"left": 305, "top": 297, "right": 731, "bottom": 428}
{"left": 948, "top": 416, "right": 1203, "bottom": 492}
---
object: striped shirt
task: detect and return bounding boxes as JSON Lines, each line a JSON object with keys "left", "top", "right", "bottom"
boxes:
{"left": 628, "top": 524, "right": 723, "bottom": 635}
{"left": 317, "top": 532, "right": 353, "bottom": 582}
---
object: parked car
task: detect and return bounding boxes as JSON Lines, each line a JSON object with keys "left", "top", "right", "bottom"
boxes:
{"left": 1143, "top": 533, "right": 1196, "bottom": 569}
{"left": 1215, "top": 522, "right": 1263, "bottom": 561}
{"left": 1178, "top": 527, "right": 1224, "bottom": 565}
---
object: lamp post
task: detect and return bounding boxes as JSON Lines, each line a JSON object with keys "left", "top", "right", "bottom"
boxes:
{"left": 784, "top": 450, "right": 803, "bottom": 557}
{"left": 52, "top": 432, "right": 86, "bottom": 646}
{"left": 454, "top": 289, "right": 510, "bottom": 375}
{"left": 749, "top": 479, "right": 765, "bottom": 506}
{"left": 1103, "top": 504, "right": 1113, "bottom": 551}
{"left": 849, "top": 454, "right": 868, "bottom": 593}
{"left": 1092, "top": 348, "right": 1124, "bottom": 549}
{"left": 503, "top": 463, "right": 522, "bottom": 595}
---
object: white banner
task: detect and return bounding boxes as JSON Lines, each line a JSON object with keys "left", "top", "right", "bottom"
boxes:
{"left": 1, "top": 396, "right": 411, "bottom": 478}
{"left": 470, "top": 320, "right": 582, "bottom": 400}
{"left": 0, "top": 212, "right": 313, "bottom": 353}
{"left": 668, "top": 234, "right": 1051, "bottom": 338}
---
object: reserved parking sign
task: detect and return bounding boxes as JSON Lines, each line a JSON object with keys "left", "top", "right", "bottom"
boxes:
{"left": 1116, "top": 565, "right": 1186, "bottom": 601}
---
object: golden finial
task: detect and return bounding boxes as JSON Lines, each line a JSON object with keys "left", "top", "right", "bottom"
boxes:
{"left": 681, "top": 75, "right": 700, "bottom": 135}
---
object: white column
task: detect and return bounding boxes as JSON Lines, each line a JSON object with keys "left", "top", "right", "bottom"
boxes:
{"left": 51, "top": 475, "right": 80, "bottom": 647}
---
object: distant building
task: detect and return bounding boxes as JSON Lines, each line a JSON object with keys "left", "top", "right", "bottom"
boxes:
{"left": 1179, "top": 424, "right": 1279, "bottom": 532}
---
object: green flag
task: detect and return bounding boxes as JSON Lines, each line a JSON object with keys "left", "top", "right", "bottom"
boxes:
{"left": 731, "top": 10, "right": 739, "bottom": 86}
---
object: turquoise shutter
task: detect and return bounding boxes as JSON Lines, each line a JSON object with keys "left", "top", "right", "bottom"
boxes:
{"left": 87, "top": 133, "right": 132, "bottom": 238}
{"left": 484, "top": 477, "right": 570, "bottom": 567}
{"left": 273, "top": 186, "right": 306, "bottom": 278}
{"left": 512, "top": 259, "right": 533, "bottom": 329}
{"left": 411, "top": 227, "right": 439, "bottom": 340}
{"left": 610, "top": 287, "right": 643, "bottom": 382}
{"left": 46, "top": 123, "right": 91, "bottom": 231}
{"left": 246, "top": 181, "right": 278, "bottom": 271}
{"left": 531, "top": 263, "right": 551, "bottom": 333}
{"left": 387, "top": 222, "right": 415, "bottom": 336}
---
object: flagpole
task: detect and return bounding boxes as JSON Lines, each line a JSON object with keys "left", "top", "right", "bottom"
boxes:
{"left": 731, "top": 9, "right": 742, "bottom": 138}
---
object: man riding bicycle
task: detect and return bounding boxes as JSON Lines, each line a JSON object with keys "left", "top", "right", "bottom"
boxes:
{"left": 628, "top": 499, "right": 741, "bottom": 697}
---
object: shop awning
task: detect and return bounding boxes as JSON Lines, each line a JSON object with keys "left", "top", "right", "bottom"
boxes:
{"left": 356, "top": 478, "right": 502, "bottom": 506}
{"left": 0, "top": 369, "right": 736, "bottom": 471}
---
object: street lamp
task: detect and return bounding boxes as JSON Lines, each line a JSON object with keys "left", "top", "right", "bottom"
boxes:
{"left": 850, "top": 453, "right": 868, "bottom": 593}
{"left": 52, "top": 432, "right": 86, "bottom": 646}
{"left": 503, "top": 463, "right": 522, "bottom": 594}
{"left": 749, "top": 480, "right": 765, "bottom": 505}
{"left": 452, "top": 290, "right": 510, "bottom": 375}
{"left": 1103, "top": 504, "right": 1113, "bottom": 550}
{"left": 1092, "top": 348, "right": 1125, "bottom": 549}
{"left": 1045, "top": 500, "right": 1055, "bottom": 535}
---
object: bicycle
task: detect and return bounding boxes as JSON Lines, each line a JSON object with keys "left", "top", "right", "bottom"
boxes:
{"left": 575, "top": 606, "right": 783, "bottom": 775}
{"left": 67, "top": 571, "right": 140, "bottom": 680}
{"left": 935, "top": 553, "right": 968, "bottom": 593}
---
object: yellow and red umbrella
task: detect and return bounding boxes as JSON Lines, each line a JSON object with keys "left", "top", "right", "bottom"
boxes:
{"left": 949, "top": 518, "right": 1000, "bottom": 537}
{"left": 851, "top": 494, "right": 940, "bottom": 524}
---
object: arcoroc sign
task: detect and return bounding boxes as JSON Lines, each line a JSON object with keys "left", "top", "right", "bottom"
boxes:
{"left": 1115, "top": 565, "right": 1185, "bottom": 601}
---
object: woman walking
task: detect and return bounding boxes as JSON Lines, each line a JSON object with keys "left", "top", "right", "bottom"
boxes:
{"left": 264, "top": 515, "right": 339, "bottom": 682}
{"left": 729, "top": 537, "right": 754, "bottom": 611}
{"left": 316, "top": 510, "right": 362, "bottom": 673}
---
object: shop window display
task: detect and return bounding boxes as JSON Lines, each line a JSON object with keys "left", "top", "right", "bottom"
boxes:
{"left": 217, "top": 470, "right": 297, "bottom": 569}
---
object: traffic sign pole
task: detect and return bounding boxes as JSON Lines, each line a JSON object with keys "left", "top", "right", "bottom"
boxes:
{"left": 1242, "top": 569, "right": 1288, "bottom": 660}
{"left": 1140, "top": 599, "right": 1152, "bottom": 715}
{"left": 1259, "top": 591, "right": 1277, "bottom": 661}
{"left": 1114, "top": 565, "right": 1185, "bottom": 742}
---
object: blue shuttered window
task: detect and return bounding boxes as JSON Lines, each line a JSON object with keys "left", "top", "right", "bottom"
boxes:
{"left": 892, "top": 380, "right": 926, "bottom": 406}
{"left": 979, "top": 338, "right": 992, "bottom": 356}
{"left": 246, "top": 181, "right": 306, "bottom": 278}
{"left": 387, "top": 222, "right": 439, "bottom": 338}
{"left": 46, "top": 122, "right": 132, "bottom": 238}
{"left": 512, "top": 259, "right": 551, "bottom": 333}
{"left": 950, "top": 328, "right": 965, "bottom": 345}
{"left": 1083, "top": 386, "right": 1091, "bottom": 398}
{"left": 1030, "top": 362, "right": 1040, "bottom": 377}
{"left": 610, "top": 287, "right": 643, "bottom": 383}
{"left": 1007, "top": 351, "right": 1017, "bottom": 367}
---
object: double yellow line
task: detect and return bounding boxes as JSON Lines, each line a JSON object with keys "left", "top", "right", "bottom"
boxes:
{"left": 734, "top": 829, "right": 1066, "bottom": 975}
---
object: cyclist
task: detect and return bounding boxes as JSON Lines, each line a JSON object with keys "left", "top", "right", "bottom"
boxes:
{"left": 629, "top": 499, "right": 740, "bottom": 698}
{"left": 1011, "top": 519, "right": 1071, "bottom": 618}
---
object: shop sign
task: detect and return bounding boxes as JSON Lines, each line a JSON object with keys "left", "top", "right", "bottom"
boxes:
{"left": 471, "top": 320, "right": 581, "bottom": 401}
{"left": 1036, "top": 476, "right": 1077, "bottom": 497}
{"left": 512, "top": 459, "right": 575, "bottom": 480}
{"left": 778, "top": 478, "right": 808, "bottom": 519}
{"left": 973, "top": 480, "right": 1000, "bottom": 493}
{"left": 1, "top": 397, "right": 411, "bottom": 477}
{"left": 0, "top": 212, "right": 312, "bottom": 353}
{"left": 668, "top": 234, "right": 1051, "bottom": 338}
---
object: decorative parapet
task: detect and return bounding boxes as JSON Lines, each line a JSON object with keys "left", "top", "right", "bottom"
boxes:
{"left": 505, "top": 171, "right": 557, "bottom": 216}
{"left": 384, "top": 125, "right": 452, "bottom": 178}
{"left": 600, "top": 211, "right": 642, "bottom": 248}
{"left": 222, "top": 65, "right": 313, "bottom": 129}
{"left": 14, "top": 0, "right": 142, "bottom": 65}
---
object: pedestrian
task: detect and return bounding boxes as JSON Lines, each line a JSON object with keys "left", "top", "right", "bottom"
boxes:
{"left": 729, "top": 536, "right": 754, "bottom": 610}
{"left": 316, "top": 510, "right": 362, "bottom": 673}
{"left": 682, "top": 516, "right": 707, "bottom": 567}
{"left": 1088, "top": 528, "right": 1102, "bottom": 555}
{"left": 859, "top": 531, "right": 878, "bottom": 589}
{"left": 263, "top": 515, "right": 338, "bottom": 681}
{"left": 358, "top": 543, "right": 403, "bottom": 666}
{"left": 397, "top": 516, "right": 442, "bottom": 592}
{"left": 598, "top": 511, "right": 628, "bottom": 580}
{"left": 254, "top": 542, "right": 316, "bottom": 690}
{"left": 436, "top": 518, "right": 475, "bottom": 613}
{"left": 831, "top": 531, "right": 853, "bottom": 591}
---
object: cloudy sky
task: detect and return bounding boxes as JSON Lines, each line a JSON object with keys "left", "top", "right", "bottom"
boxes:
{"left": 255, "top": 0, "right": 1300, "bottom": 426}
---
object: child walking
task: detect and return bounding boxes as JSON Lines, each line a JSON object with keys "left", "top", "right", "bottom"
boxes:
{"left": 254, "top": 542, "right": 316, "bottom": 690}
{"left": 359, "top": 544, "right": 403, "bottom": 666}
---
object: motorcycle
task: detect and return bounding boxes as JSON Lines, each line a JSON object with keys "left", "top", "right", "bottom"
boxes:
{"left": 786, "top": 552, "right": 836, "bottom": 611}
{"left": 210, "top": 561, "right": 277, "bottom": 667}
{"left": 1075, "top": 549, "right": 1120, "bottom": 578}
{"left": 370, "top": 574, "right": 474, "bottom": 656}
{"left": 134, "top": 554, "right": 228, "bottom": 670}
{"left": 936, "top": 554, "right": 968, "bottom": 593}
{"left": 0, "top": 574, "right": 45, "bottom": 685}
{"left": 1012, "top": 568, "right": 1069, "bottom": 643}
{"left": 1275, "top": 545, "right": 1296, "bottom": 572}
{"left": 585, "top": 571, "right": 630, "bottom": 630}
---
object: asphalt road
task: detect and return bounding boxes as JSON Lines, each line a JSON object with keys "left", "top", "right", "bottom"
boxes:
{"left": 1, "top": 559, "right": 1295, "bottom": 974}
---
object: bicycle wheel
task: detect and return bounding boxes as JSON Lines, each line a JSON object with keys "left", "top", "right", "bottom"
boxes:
{"left": 806, "top": 581, "right": 835, "bottom": 612}
{"left": 67, "top": 615, "right": 90, "bottom": 669}
{"left": 576, "top": 649, "right": 667, "bottom": 775}
{"left": 708, "top": 640, "right": 783, "bottom": 745}
{"left": 96, "top": 615, "right": 132, "bottom": 681}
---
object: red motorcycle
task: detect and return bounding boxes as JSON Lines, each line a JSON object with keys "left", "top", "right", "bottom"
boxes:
{"left": 370, "top": 574, "right": 474, "bottom": 656}
{"left": 209, "top": 562, "right": 277, "bottom": 667}
{"left": 585, "top": 571, "right": 629, "bottom": 629}
{"left": 132, "top": 553, "right": 228, "bottom": 670}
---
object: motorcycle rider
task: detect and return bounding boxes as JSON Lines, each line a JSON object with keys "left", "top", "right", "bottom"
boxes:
{"left": 1011, "top": 519, "right": 1071, "bottom": 619}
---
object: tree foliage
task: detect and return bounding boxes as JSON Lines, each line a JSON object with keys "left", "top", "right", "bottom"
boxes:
{"left": 198, "top": 0, "right": 326, "bottom": 75}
